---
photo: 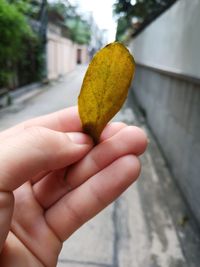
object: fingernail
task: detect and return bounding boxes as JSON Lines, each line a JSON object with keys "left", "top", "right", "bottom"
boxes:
{"left": 67, "top": 132, "right": 92, "bottom": 145}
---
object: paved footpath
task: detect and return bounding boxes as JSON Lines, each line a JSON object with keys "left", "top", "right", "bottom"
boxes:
{"left": 0, "top": 66, "right": 200, "bottom": 267}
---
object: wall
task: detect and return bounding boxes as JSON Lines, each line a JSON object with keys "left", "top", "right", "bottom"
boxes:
{"left": 129, "top": 0, "right": 200, "bottom": 80}
{"left": 47, "top": 23, "right": 89, "bottom": 80}
{"left": 129, "top": 0, "right": 200, "bottom": 225}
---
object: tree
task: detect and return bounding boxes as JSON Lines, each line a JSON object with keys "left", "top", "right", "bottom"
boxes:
{"left": 65, "top": 15, "right": 91, "bottom": 44}
{"left": 113, "top": 0, "right": 177, "bottom": 41}
{"left": 0, "top": 0, "right": 34, "bottom": 88}
{"left": 0, "top": 0, "right": 48, "bottom": 89}
{"left": 48, "top": 0, "right": 91, "bottom": 45}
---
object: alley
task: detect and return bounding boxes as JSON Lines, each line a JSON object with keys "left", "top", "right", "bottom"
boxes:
{"left": 0, "top": 66, "right": 200, "bottom": 267}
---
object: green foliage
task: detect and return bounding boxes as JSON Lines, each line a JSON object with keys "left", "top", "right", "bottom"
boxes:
{"left": 0, "top": 0, "right": 45, "bottom": 89}
{"left": 7, "top": 0, "right": 30, "bottom": 14}
{"left": 48, "top": 0, "right": 76, "bottom": 19}
{"left": 66, "top": 16, "right": 91, "bottom": 44}
{"left": 48, "top": 0, "right": 91, "bottom": 45}
{"left": 0, "top": 0, "right": 35, "bottom": 87}
{"left": 114, "top": 0, "right": 175, "bottom": 19}
{"left": 7, "top": 0, "right": 41, "bottom": 19}
{"left": 115, "top": 16, "right": 132, "bottom": 42}
{"left": 114, "top": 0, "right": 176, "bottom": 41}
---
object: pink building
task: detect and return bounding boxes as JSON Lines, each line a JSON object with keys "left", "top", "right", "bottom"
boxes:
{"left": 47, "top": 22, "right": 89, "bottom": 80}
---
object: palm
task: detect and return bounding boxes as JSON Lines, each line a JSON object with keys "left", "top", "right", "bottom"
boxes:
{"left": 5, "top": 181, "right": 62, "bottom": 266}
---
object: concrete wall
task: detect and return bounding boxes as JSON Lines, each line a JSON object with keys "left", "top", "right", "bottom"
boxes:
{"left": 129, "top": 0, "right": 200, "bottom": 225}
{"left": 129, "top": 0, "right": 200, "bottom": 80}
{"left": 47, "top": 23, "right": 89, "bottom": 80}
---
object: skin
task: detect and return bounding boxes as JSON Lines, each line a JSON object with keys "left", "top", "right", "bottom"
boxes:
{"left": 0, "top": 106, "right": 147, "bottom": 267}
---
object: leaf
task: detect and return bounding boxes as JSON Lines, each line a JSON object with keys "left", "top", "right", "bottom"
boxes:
{"left": 78, "top": 42, "right": 135, "bottom": 144}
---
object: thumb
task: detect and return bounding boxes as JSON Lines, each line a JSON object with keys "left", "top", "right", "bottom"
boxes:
{"left": 0, "top": 127, "right": 92, "bottom": 251}
{"left": 0, "top": 126, "right": 93, "bottom": 192}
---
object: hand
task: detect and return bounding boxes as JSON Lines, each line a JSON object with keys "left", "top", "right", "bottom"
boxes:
{"left": 0, "top": 106, "right": 147, "bottom": 267}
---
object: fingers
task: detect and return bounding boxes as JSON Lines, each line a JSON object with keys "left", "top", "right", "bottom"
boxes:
{"left": 45, "top": 155, "right": 141, "bottom": 241}
{"left": 33, "top": 168, "right": 71, "bottom": 209}
{"left": 65, "top": 125, "right": 146, "bottom": 188}
{"left": 32, "top": 122, "right": 126, "bottom": 208}
{"left": 0, "top": 106, "right": 81, "bottom": 142}
{"left": 99, "top": 121, "right": 126, "bottom": 141}
{"left": 30, "top": 122, "right": 126, "bottom": 186}
{"left": 0, "top": 127, "right": 92, "bottom": 192}
{"left": 33, "top": 125, "right": 147, "bottom": 209}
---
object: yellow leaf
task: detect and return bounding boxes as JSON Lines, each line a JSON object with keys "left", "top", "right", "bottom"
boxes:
{"left": 78, "top": 42, "right": 135, "bottom": 143}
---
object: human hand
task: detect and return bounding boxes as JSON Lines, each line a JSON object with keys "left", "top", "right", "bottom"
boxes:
{"left": 0, "top": 106, "right": 147, "bottom": 267}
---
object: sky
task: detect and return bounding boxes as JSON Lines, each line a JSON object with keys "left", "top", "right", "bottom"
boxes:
{"left": 69, "top": 0, "right": 117, "bottom": 42}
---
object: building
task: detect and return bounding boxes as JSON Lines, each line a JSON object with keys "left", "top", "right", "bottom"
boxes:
{"left": 47, "top": 10, "right": 89, "bottom": 80}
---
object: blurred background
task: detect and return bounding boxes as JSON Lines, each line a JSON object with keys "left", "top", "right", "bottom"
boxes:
{"left": 0, "top": 1, "right": 200, "bottom": 266}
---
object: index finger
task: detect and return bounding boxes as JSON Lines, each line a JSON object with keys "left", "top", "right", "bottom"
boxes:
{"left": 0, "top": 106, "right": 82, "bottom": 141}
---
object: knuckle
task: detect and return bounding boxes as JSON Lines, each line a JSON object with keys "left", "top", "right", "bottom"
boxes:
{"left": 89, "top": 183, "right": 107, "bottom": 207}
{"left": 23, "top": 126, "right": 57, "bottom": 150}
{"left": 90, "top": 152, "right": 103, "bottom": 171}
{"left": 24, "top": 125, "right": 47, "bottom": 138}
{"left": 23, "top": 126, "right": 64, "bottom": 147}
{"left": 23, "top": 126, "right": 75, "bottom": 175}
{"left": 23, "top": 126, "right": 50, "bottom": 152}
{"left": 22, "top": 127, "right": 67, "bottom": 169}
{"left": 64, "top": 201, "right": 85, "bottom": 226}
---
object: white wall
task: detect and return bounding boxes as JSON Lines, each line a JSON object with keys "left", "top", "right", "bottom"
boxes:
{"left": 129, "top": 0, "right": 200, "bottom": 79}
{"left": 47, "top": 24, "right": 89, "bottom": 80}
{"left": 47, "top": 30, "right": 76, "bottom": 80}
